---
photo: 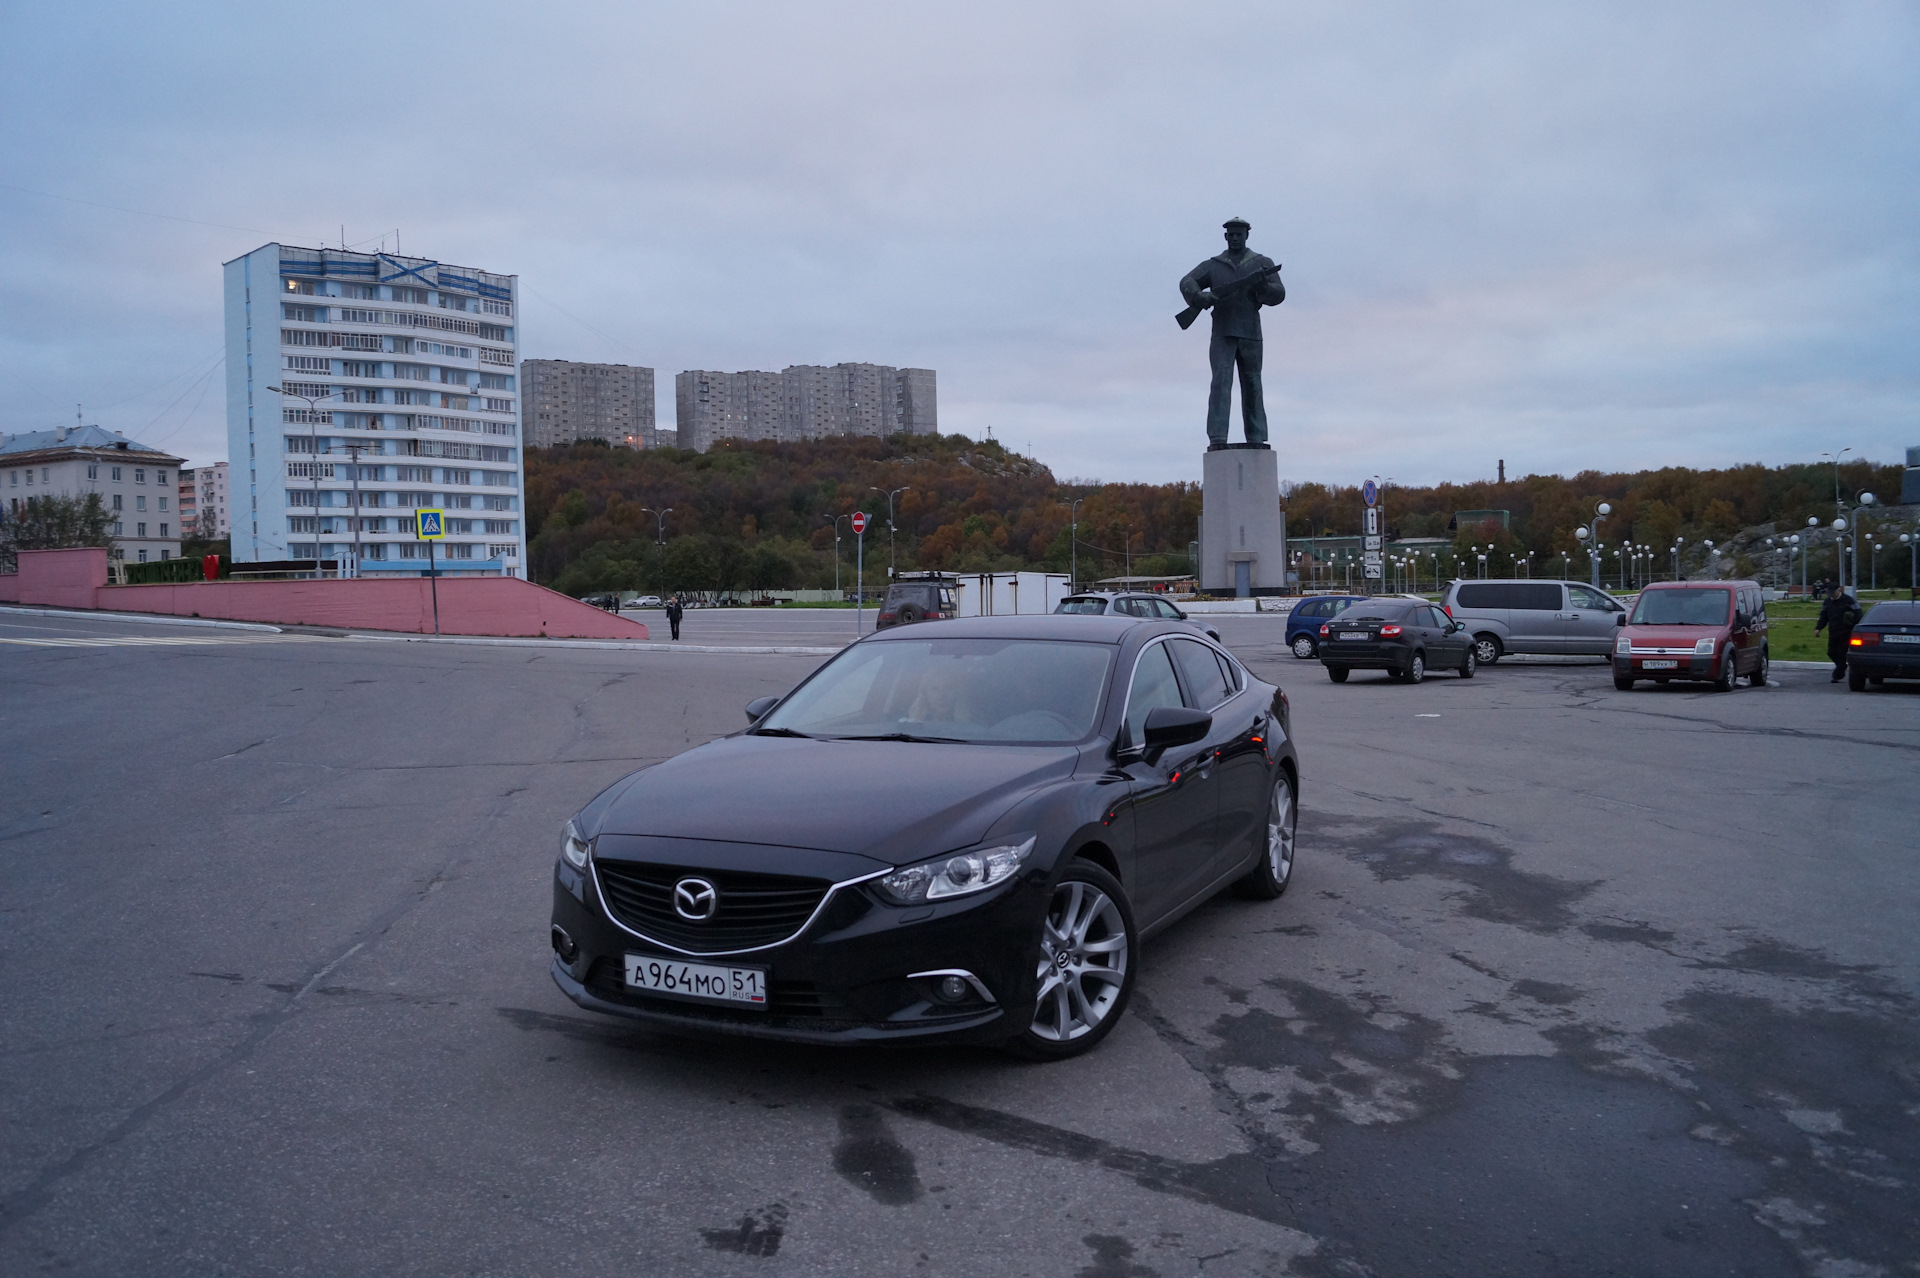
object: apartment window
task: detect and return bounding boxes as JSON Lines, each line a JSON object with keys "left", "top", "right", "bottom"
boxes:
{"left": 481, "top": 299, "right": 512, "bottom": 316}
{"left": 344, "top": 284, "right": 379, "bottom": 300}
{"left": 484, "top": 398, "right": 513, "bottom": 412}
{"left": 114, "top": 520, "right": 123, "bottom": 534}
{"left": 23, "top": 469, "right": 31, "bottom": 486}
{"left": 160, "top": 523, "right": 169, "bottom": 537}
{"left": 392, "top": 286, "right": 429, "bottom": 304}
{"left": 484, "top": 519, "right": 515, "bottom": 534}
{"left": 393, "top": 364, "right": 429, "bottom": 381}
{"left": 283, "top": 303, "right": 326, "bottom": 322}
{"left": 7, "top": 470, "right": 14, "bottom": 486}
{"left": 138, "top": 549, "right": 148, "bottom": 563}
{"left": 159, "top": 497, "right": 169, "bottom": 511}
{"left": 134, "top": 469, "right": 145, "bottom": 483}
{"left": 111, "top": 466, "right": 121, "bottom": 480}
{"left": 158, "top": 471, "right": 168, "bottom": 484}
{"left": 86, "top": 463, "right": 98, "bottom": 479}
{"left": 447, "top": 542, "right": 475, "bottom": 559}
{"left": 489, "top": 543, "right": 518, "bottom": 559}
{"left": 285, "top": 355, "right": 332, "bottom": 373}
{"left": 137, "top": 522, "right": 147, "bottom": 536}
{"left": 136, "top": 495, "right": 147, "bottom": 511}
{"left": 443, "top": 469, "right": 472, "bottom": 486}
{"left": 160, "top": 550, "right": 171, "bottom": 560}
{"left": 281, "top": 381, "right": 330, "bottom": 398}
{"left": 478, "top": 373, "right": 514, "bottom": 391}
{"left": 284, "top": 278, "right": 316, "bottom": 294}
{"left": 288, "top": 516, "right": 317, "bottom": 533}
{"left": 478, "top": 347, "right": 513, "bottom": 366}
{"left": 342, "top": 361, "right": 382, "bottom": 378}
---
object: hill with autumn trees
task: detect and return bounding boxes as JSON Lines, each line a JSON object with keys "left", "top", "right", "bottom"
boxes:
{"left": 524, "top": 435, "right": 1908, "bottom": 596}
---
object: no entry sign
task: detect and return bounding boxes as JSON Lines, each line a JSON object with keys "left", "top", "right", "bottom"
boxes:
{"left": 851, "top": 512, "right": 868, "bottom": 534}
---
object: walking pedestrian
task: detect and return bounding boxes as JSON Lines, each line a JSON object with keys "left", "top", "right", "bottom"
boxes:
{"left": 666, "top": 594, "right": 684, "bottom": 642}
{"left": 1814, "top": 581, "right": 1861, "bottom": 683}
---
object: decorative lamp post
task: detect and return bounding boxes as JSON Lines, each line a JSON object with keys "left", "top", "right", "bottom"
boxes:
{"left": 1070, "top": 497, "right": 1086, "bottom": 590}
{"left": 1901, "top": 532, "right": 1916, "bottom": 599}
{"left": 869, "top": 486, "right": 912, "bottom": 581}
{"left": 640, "top": 507, "right": 672, "bottom": 545}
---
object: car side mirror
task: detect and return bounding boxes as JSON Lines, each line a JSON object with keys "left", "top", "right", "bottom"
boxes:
{"left": 745, "top": 695, "right": 779, "bottom": 723}
{"left": 1140, "top": 706, "right": 1211, "bottom": 765}
{"left": 1615, "top": 613, "right": 1627, "bottom": 627}
{"left": 1734, "top": 610, "right": 1751, "bottom": 630}
{"left": 1449, "top": 620, "right": 1465, "bottom": 633}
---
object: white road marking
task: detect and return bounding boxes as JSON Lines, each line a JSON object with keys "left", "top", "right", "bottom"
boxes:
{"left": 0, "top": 634, "right": 328, "bottom": 649}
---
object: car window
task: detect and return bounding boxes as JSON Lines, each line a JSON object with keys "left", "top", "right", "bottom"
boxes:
{"left": 1124, "top": 641, "right": 1184, "bottom": 746}
{"left": 1567, "top": 584, "right": 1614, "bottom": 611}
{"left": 1331, "top": 598, "right": 1358, "bottom": 615}
{"left": 1630, "top": 588, "right": 1733, "bottom": 626}
{"left": 1056, "top": 597, "right": 1107, "bottom": 615}
{"left": 1342, "top": 604, "right": 1412, "bottom": 624}
{"left": 1213, "top": 648, "right": 1243, "bottom": 693}
{"left": 1119, "top": 598, "right": 1155, "bottom": 618}
{"left": 1424, "top": 606, "right": 1448, "bottom": 628}
{"left": 1294, "top": 600, "right": 1322, "bottom": 618}
{"left": 761, "top": 638, "right": 1114, "bottom": 743}
{"left": 1168, "top": 637, "right": 1231, "bottom": 710}
{"left": 1151, "top": 599, "right": 1183, "bottom": 620}
{"left": 1864, "top": 601, "right": 1919, "bottom": 623}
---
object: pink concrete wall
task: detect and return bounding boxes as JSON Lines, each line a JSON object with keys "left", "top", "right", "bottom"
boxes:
{"left": 95, "top": 576, "right": 649, "bottom": 639}
{"left": 0, "top": 547, "right": 647, "bottom": 639}
{"left": 0, "top": 547, "right": 108, "bottom": 608}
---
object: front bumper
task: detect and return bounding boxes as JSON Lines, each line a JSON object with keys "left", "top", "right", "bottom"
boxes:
{"left": 549, "top": 860, "right": 1037, "bottom": 1046}
{"left": 1615, "top": 651, "right": 1722, "bottom": 680}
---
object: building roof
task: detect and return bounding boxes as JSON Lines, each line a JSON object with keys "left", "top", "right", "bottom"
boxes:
{"left": 0, "top": 424, "right": 182, "bottom": 462}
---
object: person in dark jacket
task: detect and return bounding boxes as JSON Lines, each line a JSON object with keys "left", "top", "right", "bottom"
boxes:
{"left": 1814, "top": 583, "right": 1862, "bottom": 682}
{"left": 666, "top": 595, "right": 684, "bottom": 642}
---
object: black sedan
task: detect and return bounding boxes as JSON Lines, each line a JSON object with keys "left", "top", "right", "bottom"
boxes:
{"left": 550, "top": 614, "right": 1300, "bottom": 1058}
{"left": 1847, "top": 601, "right": 1920, "bottom": 691}
{"left": 1318, "top": 599, "right": 1475, "bottom": 683}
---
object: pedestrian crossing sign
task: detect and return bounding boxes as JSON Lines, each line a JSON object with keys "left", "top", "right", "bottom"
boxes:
{"left": 415, "top": 509, "right": 445, "bottom": 539}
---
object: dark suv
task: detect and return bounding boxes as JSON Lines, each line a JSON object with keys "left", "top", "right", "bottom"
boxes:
{"left": 875, "top": 579, "right": 958, "bottom": 629}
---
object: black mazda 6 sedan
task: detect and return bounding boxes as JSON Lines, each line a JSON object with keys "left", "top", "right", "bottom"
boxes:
{"left": 550, "top": 613, "right": 1300, "bottom": 1058}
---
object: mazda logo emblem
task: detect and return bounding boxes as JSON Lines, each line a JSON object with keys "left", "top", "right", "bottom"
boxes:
{"left": 672, "top": 877, "right": 718, "bottom": 922}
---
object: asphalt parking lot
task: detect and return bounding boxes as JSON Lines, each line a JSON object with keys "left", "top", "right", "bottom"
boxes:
{"left": 2, "top": 607, "right": 1914, "bottom": 1276}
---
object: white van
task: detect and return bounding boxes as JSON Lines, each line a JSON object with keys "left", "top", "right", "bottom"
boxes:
{"left": 1440, "top": 579, "right": 1627, "bottom": 663}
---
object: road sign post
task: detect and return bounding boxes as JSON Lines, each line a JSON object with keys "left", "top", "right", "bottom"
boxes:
{"left": 850, "top": 511, "right": 868, "bottom": 636}
{"left": 416, "top": 508, "right": 445, "bottom": 635}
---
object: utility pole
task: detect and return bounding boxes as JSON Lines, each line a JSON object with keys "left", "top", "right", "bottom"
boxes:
{"left": 1070, "top": 497, "right": 1085, "bottom": 590}
{"left": 268, "top": 385, "right": 339, "bottom": 577}
{"left": 328, "top": 441, "right": 370, "bottom": 577}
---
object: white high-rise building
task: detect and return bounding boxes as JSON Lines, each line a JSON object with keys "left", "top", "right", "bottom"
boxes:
{"left": 222, "top": 244, "right": 525, "bottom": 576}
{"left": 179, "top": 460, "right": 230, "bottom": 540}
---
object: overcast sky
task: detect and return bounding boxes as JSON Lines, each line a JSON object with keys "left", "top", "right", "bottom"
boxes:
{"left": 2, "top": 2, "right": 1914, "bottom": 486}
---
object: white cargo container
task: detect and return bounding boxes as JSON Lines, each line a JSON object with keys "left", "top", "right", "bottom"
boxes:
{"left": 950, "top": 572, "right": 1071, "bottom": 617}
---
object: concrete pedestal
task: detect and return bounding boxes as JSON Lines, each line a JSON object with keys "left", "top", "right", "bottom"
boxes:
{"left": 1200, "top": 444, "right": 1287, "bottom": 596}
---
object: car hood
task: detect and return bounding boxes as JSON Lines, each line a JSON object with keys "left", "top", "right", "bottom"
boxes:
{"left": 590, "top": 734, "right": 1081, "bottom": 865}
{"left": 1623, "top": 624, "right": 1728, "bottom": 643}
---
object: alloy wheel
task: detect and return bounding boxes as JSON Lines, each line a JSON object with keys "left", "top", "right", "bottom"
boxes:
{"left": 1473, "top": 635, "right": 1501, "bottom": 665}
{"left": 1030, "top": 880, "right": 1130, "bottom": 1043}
{"left": 1267, "top": 775, "right": 1296, "bottom": 888}
{"left": 1292, "top": 635, "right": 1316, "bottom": 659}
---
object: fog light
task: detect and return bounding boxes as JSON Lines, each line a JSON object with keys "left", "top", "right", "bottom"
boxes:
{"left": 937, "top": 975, "right": 970, "bottom": 1003}
{"left": 550, "top": 925, "right": 578, "bottom": 963}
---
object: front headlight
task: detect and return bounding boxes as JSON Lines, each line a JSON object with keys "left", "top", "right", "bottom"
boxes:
{"left": 561, "top": 819, "right": 591, "bottom": 869}
{"left": 875, "top": 836, "right": 1036, "bottom": 905}
{"left": 1694, "top": 637, "right": 1716, "bottom": 654}
{"left": 1615, "top": 635, "right": 1631, "bottom": 654}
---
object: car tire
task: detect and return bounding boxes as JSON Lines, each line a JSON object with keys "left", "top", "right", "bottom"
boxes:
{"left": 1614, "top": 674, "right": 1635, "bottom": 691}
{"left": 1848, "top": 667, "right": 1867, "bottom": 692}
{"left": 896, "top": 603, "right": 925, "bottom": 624}
{"left": 1459, "top": 649, "right": 1476, "bottom": 679}
{"left": 1749, "top": 647, "right": 1769, "bottom": 688}
{"left": 1006, "top": 861, "right": 1136, "bottom": 1061}
{"left": 1237, "top": 771, "right": 1297, "bottom": 899}
{"left": 1713, "top": 648, "right": 1738, "bottom": 692}
{"left": 1406, "top": 653, "right": 1425, "bottom": 684}
{"left": 1327, "top": 665, "right": 1349, "bottom": 683}
{"left": 1472, "top": 634, "right": 1502, "bottom": 665}
{"left": 1291, "top": 635, "right": 1316, "bottom": 659}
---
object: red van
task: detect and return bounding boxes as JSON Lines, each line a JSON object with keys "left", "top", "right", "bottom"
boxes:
{"left": 1613, "top": 580, "right": 1770, "bottom": 692}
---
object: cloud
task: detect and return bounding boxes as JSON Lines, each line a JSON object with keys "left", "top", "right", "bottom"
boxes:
{"left": 1, "top": 1, "right": 1914, "bottom": 482}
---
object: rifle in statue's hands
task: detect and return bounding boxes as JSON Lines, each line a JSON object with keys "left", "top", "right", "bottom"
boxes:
{"left": 1175, "top": 262, "right": 1283, "bottom": 330}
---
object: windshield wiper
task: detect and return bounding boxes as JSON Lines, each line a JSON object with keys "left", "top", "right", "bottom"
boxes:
{"left": 832, "top": 732, "right": 971, "bottom": 744}
{"left": 749, "top": 726, "right": 813, "bottom": 738}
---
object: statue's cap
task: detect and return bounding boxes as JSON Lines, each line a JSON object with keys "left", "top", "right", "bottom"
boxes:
{"left": 1222, "top": 216, "right": 1251, "bottom": 230}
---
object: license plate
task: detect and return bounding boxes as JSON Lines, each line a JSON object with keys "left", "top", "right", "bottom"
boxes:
{"left": 1885, "top": 634, "right": 1920, "bottom": 644}
{"left": 1339, "top": 633, "right": 1367, "bottom": 642}
{"left": 1641, "top": 659, "right": 1678, "bottom": 669}
{"left": 624, "top": 953, "right": 768, "bottom": 1008}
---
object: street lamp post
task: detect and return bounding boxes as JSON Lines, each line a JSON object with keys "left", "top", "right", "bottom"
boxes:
{"left": 1901, "top": 533, "right": 1916, "bottom": 599}
{"left": 267, "top": 384, "right": 339, "bottom": 577}
{"left": 327, "top": 440, "right": 370, "bottom": 578}
{"left": 1070, "top": 497, "right": 1086, "bottom": 590}
{"left": 869, "top": 486, "right": 912, "bottom": 580}
{"left": 1573, "top": 502, "right": 1611, "bottom": 588}
{"left": 640, "top": 506, "right": 673, "bottom": 545}
{"left": 830, "top": 513, "right": 853, "bottom": 596}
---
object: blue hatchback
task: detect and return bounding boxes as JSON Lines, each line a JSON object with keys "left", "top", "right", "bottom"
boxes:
{"left": 1286, "top": 595, "right": 1370, "bottom": 658}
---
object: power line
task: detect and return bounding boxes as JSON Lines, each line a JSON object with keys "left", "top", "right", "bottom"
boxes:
{"left": 521, "top": 285, "right": 635, "bottom": 358}
{"left": 0, "top": 182, "right": 272, "bottom": 236}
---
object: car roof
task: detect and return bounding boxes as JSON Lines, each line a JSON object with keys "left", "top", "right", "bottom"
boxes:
{"left": 1641, "top": 580, "right": 1743, "bottom": 590}
{"left": 867, "top": 613, "right": 1142, "bottom": 643}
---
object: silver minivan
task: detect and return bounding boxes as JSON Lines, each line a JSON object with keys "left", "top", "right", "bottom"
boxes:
{"left": 1441, "top": 579, "right": 1627, "bottom": 663}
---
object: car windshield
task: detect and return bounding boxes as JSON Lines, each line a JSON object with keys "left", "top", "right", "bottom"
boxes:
{"left": 757, "top": 638, "right": 1114, "bottom": 743}
{"left": 1864, "top": 602, "right": 1920, "bottom": 624}
{"left": 1339, "top": 605, "right": 1410, "bottom": 623}
{"left": 1055, "top": 598, "right": 1108, "bottom": 615}
{"left": 1631, "top": 589, "right": 1732, "bottom": 626}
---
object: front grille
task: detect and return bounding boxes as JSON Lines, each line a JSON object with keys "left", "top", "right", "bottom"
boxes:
{"left": 594, "top": 860, "right": 832, "bottom": 953}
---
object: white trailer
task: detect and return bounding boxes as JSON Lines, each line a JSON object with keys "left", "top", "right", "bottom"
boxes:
{"left": 951, "top": 572, "right": 1071, "bottom": 617}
